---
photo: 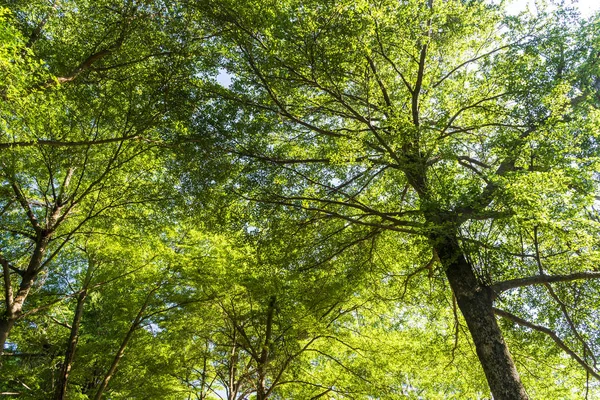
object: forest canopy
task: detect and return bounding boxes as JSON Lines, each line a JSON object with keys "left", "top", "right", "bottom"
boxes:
{"left": 1, "top": 0, "right": 600, "bottom": 399}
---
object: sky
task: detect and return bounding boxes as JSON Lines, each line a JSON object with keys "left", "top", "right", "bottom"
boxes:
{"left": 507, "top": 0, "right": 600, "bottom": 18}
{"left": 576, "top": 0, "right": 600, "bottom": 17}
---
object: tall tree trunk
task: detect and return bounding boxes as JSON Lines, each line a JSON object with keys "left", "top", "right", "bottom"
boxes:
{"left": 0, "top": 273, "right": 39, "bottom": 352}
{"left": 54, "top": 260, "right": 93, "bottom": 400}
{"left": 255, "top": 296, "right": 276, "bottom": 400}
{"left": 433, "top": 233, "right": 528, "bottom": 400}
{"left": 0, "top": 317, "right": 16, "bottom": 353}
{"left": 0, "top": 234, "right": 50, "bottom": 352}
{"left": 228, "top": 329, "right": 239, "bottom": 400}
{"left": 54, "top": 290, "right": 86, "bottom": 399}
{"left": 0, "top": 258, "right": 14, "bottom": 354}
{"left": 93, "top": 287, "right": 156, "bottom": 400}
{"left": 92, "top": 324, "right": 135, "bottom": 400}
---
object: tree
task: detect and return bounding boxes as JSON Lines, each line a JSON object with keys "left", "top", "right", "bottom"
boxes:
{"left": 194, "top": 0, "right": 600, "bottom": 397}
{"left": 0, "top": 0, "right": 204, "bottom": 351}
{"left": 0, "top": 215, "right": 184, "bottom": 398}
{"left": 3, "top": 0, "right": 600, "bottom": 398}
{"left": 145, "top": 194, "right": 453, "bottom": 400}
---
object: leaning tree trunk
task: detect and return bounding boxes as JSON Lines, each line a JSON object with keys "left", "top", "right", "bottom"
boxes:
{"left": 0, "top": 234, "right": 50, "bottom": 353}
{"left": 93, "top": 287, "right": 157, "bottom": 400}
{"left": 54, "top": 287, "right": 88, "bottom": 400}
{"left": 93, "top": 322, "right": 137, "bottom": 400}
{"left": 433, "top": 233, "right": 529, "bottom": 400}
{"left": 0, "top": 317, "right": 16, "bottom": 353}
{"left": 0, "top": 272, "right": 39, "bottom": 353}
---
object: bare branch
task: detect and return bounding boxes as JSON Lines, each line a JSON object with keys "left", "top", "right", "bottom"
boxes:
{"left": 366, "top": 55, "right": 392, "bottom": 109}
{"left": 53, "top": 49, "right": 111, "bottom": 84}
{"left": 9, "top": 181, "right": 41, "bottom": 231}
{"left": 49, "top": 316, "right": 72, "bottom": 330}
{"left": 372, "top": 18, "right": 413, "bottom": 94}
{"left": 493, "top": 307, "right": 600, "bottom": 381}
{"left": 0, "top": 134, "right": 148, "bottom": 150}
{"left": 491, "top": 272, "right": 600, "bottom": 295}
{"left": 432, "top": 42, "right": 518, "bottom": 88}
{"left": 439, "top": 93, "right": 508, "bottom": 139}
{"left": 457, "top": 156, "right": 491, "bottom": 169}
{"left": 412, "top": 42, "right": 428, "bottom": 127}
{"left": 532, "top": 228, "right": 597, "bottom": 367}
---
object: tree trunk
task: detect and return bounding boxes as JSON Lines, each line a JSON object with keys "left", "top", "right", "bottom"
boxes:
{"left": 255, "top": 296, "right": 276, "bottom": 400}
{"left": 54, "top": 260, "right": 95, "bottom": 400}
{"left": 93, "top": 287, "right": 156, "bottom": 400}
{"left": 433, "top": 233, "right": 529, "bottom": 400}
{"left": 228, "top": 329, "right": 239, "bottom": 400}
{"left": 0, "top": 317, "right": 16, "bottom": 353}
{"left": 54, "top": 288, "right": 88, "bottom": 400}
{"left": 0, "top": 235, "right": 50, "bottom": 352}
{"left": 0, "top": 274, "right": 37, "bottom": 353}
{"left": 93, "top": 325, "right": 135, "bottom": 400}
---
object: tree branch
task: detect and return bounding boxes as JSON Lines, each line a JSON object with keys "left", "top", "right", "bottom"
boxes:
{"left": 493, "top": 307, "right": 600, "bottom": 381}
{"left": 0, "top": 134, "right": 150, "bottom": 150}
{"left": 9, "top": 181, "right": 41, "bottom": 231}
{"left": 491, "top": 272, "right": 600, "bottom": 295}
{"left": 1, "top": 256, "right": 14, "bottom": 310}
{"left": 54, "top": 50, "right": 112, "bottom": 84}
{"left": 432, "top": 42, "right": 519, "bottom": 88}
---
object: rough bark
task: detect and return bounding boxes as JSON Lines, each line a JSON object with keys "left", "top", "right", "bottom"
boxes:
{"left": 433, "top": 233, "right": 529, "bottom": 400}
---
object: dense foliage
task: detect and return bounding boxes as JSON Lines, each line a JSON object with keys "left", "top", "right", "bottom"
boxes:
{"left": 1, "top": 0, "right": 600, "bottom": 399}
